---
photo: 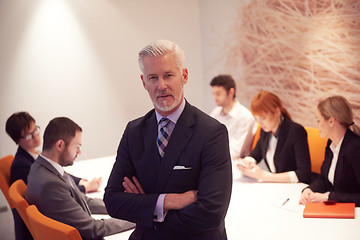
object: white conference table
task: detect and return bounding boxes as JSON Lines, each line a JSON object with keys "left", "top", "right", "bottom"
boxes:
{"left": 67, "top": 156, "right": 360, "bottom": 240}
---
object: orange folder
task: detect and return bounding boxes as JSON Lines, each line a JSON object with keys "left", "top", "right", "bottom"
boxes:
{"left": 303, "top": 202, "right": 355, "bottom": 219}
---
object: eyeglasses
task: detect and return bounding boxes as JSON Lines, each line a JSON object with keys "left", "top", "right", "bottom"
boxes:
{"left": 22, "top": 125, "right": 40, "bottom": 141}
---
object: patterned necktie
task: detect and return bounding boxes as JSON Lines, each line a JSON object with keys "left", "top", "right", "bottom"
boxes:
{"left": 157, "top": 118, "right": 170, "bottom": 158}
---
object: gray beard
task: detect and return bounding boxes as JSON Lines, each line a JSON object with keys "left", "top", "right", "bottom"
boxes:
{"left": 152, "top": 88, "right": 183, "bottom": 113}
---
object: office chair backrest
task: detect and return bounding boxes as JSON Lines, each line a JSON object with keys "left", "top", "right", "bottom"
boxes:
{"left": 0, "top": 155, "right": 15, "bottom": 209}
{"left": 8, "top": 179, "right": 35, "bottom": 237}
{"left": 250, "top": 123, "right": 261, "bottom": 151}
{"left": 26, "top": 205, "right": 82, "bottom": 240}
{"left": 305, "top": 127, "right": 328, "bottom": 174}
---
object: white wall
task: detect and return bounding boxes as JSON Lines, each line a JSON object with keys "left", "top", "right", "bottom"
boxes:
{"left": 199, "top": 0, "right": 248, "bottom": 113}
{"left": 0, "top": 0, "right": 205, "bottom": 160}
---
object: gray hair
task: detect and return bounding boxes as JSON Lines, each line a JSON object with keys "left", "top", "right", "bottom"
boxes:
{"left": 138, "top": 40, "right": 185, "bottom": 73}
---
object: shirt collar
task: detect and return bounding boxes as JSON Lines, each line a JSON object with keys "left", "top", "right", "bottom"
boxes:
{"left": 227, "top": 100, "right": 239, "bottom": 118}
{"left": 330, "top": 135, "right": 344, "bottom": 154}
{"left": 28, "top": 151, "right": 39, "bottom": 160}
{"left": 155, "top": 98, "right": 186, "bottom": 124}
{"left": 40, "top": 154, "right": 65, "bottom": 176}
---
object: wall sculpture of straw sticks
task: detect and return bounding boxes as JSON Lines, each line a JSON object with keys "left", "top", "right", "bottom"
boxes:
{"left": 225, "top": 0, "right": 360, "bottom": 127}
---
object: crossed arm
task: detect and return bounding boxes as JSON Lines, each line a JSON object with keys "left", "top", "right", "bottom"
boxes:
{"left": 122, "top": 176, "right": 197, "bottom": 212}
{"left": 104, "top": 120, "right": 232, "bottom": 233}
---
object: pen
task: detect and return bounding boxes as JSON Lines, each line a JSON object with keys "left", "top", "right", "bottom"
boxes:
{"left": 282, "top": 198, "right": 290, "bottom": 206}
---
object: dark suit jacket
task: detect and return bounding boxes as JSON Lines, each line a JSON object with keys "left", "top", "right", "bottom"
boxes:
{"left": 10, "top": 146, "right": 35, "bottom": 240}
{"left": 25, "top": 156, "right": 135, "bottom": 240}
{"left": 308, "top": 129, "right": 360, "bottom": 206}
{"left": 250, "top": 117, "right": 311, "bottom": 183}
{"left": 104, "top": 101, "right": 232, "bottom": 240}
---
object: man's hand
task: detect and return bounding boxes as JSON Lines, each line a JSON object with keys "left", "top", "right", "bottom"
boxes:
{"left": 163, "top": 190, "right": 198, "bottom": 212}
{"left": 123, "top": 176, "right": 145, "bottom": 194}
{"left": 80, "top": 177, "right": 102, "bottom": 193}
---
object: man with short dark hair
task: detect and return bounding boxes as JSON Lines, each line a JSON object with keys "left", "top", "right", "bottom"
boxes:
{"left": 25, "top": 117, "right": 134, "bottom": 240}
{"left": 104, "top": 40, "right": 232, "bottom": 240}
{"left": 210, "top": 74, "right": 256, "bottom": 159}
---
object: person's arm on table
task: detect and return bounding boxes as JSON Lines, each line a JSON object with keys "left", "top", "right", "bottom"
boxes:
{"left": 80, "top": 177, "right": 102, "bottom": 193}
{"left": 237, "top": 157, "right": 298, "bottom": 183}
{"left": 299, "top": 188, "right": 328, "bottom": 204}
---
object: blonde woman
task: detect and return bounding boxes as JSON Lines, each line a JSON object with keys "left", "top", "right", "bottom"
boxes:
{"left": 300, "top": 96, "right": 360, "bottom": 206}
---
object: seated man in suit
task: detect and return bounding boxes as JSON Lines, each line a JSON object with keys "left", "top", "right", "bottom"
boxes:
{"left": 6, "top": 112, "right": 101, "bottom": 192}
{"left": 6, "top": 112, "right": 101, "bottom": 240}
{"left": 104, "top": 40, "right": 232, "bottom": 240}
{"left": 25, "top": 117, "right": 135, "bottom": 240}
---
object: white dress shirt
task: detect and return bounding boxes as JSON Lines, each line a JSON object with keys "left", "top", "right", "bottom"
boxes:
{"left": 211, "top": 100, "right": 256, "bottom": 159}
{"left": 328, "top": 137, "right": 344, "bottom": 185}
{"left": 264, "top": 134, "right": 298, "bottom": 183}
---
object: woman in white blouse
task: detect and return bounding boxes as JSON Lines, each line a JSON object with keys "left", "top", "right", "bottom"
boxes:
{"left": 300, "top": 96, "right": 360, "bottom": 206}
{"left": 237, "top": 91, "right": 311, "bottom": 183}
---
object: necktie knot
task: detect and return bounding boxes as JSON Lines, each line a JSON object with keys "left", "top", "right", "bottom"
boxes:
{"left": 159, "top": 118, "right": 170, "bottom": 128}
{"left": 157, "top": 118, "right": 171, "bottom": 158}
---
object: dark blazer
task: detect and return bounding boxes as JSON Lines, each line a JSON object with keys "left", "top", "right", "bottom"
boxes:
{"left": 10, "top": 146, "right": 35, "bottom": 240}
{"left": 250, "top": 117, "right": 311, "bottom": 183}
{"left": 104, "top": 101, "right": 232, "bottom": 240}
{"left": 25, "top": 156, "right": 135, "bottom": 240}
{"left": 307, "top": 129, "right": 360, "bottom": 206}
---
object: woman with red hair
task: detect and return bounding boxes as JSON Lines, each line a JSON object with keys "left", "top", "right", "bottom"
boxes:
{"left": 238, "top": 91, "right": 311, "bottom": 183}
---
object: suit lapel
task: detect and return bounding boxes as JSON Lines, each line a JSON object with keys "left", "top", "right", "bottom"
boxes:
{"left": 156, "top": 103, "right": 195, "bottom": 193}
{"left": 143, "top": 113, "right": 158, "bottom": 164}
{"left": 333, "top": 131, "right": 351, "bottom": 187}
{"left": 322, "top": 144, "right": 333, "bottom": 180}
{"left": 141, "top": 112, "right": 162, "bottom": 192}
{"left": 273, "top": 119, "right": 288, "bottom": 170}
{"left": 261, "top": 132, "right": 271, "bottom": 171}
{"left": 36, "top": 156, "right": 92, "bottom": 215}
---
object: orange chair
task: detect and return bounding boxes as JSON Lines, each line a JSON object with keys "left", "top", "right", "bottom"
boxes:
{"left": 250, "top": 123, "right": 261, "bottom": 151}
{"left": 0, "top": 155, "right": 15, "bottom": 209}
{"left": 8, "top": 179, "right": 36, "bottom": 238}
{"left": 26, "top": 205, "right": 82, "bottom": 240}
{"left": 305, "top": 127, "right": 328, "bottom": 174}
